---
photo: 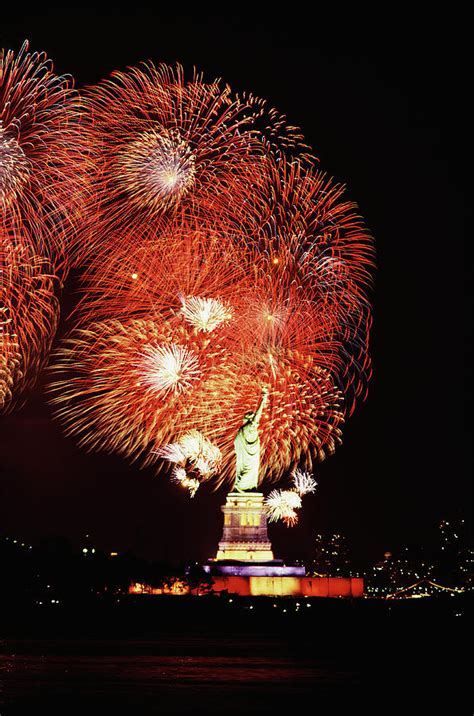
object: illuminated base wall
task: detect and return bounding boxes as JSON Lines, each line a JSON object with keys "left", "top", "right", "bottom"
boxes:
{"left": 215, "top": 575, "right": 364, "bottom": 597}
{"left": 211, "top": 575, "right": 364, "bottom": 597}
{"left": 129, "top": 576, "right": 364, "bottom": 598}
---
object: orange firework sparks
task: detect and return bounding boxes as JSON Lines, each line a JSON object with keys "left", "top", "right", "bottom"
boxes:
{"left": 1, "top": 41, "right": 91, "bottom": 274}
{"left": 74, "top": 217, "right": 250, "bottom": 328}
{"left": 48, "top": 317, "right": 235, "bottom": 465}
{"left": 49, "top": 233, "right": 346, "bottom": 487}
{"left": 224, "top": 156, "right": 374, "bottom": 416}
{"left": 1, "top": 240, "right": 59, "bottom": 413}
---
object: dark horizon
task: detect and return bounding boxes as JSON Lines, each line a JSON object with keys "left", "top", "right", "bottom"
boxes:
{"left": 0, "top": 10, "right": 471, "bottom": 566}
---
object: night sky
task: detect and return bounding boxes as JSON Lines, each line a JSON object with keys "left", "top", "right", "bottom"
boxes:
{"left": 0, "top": 10, "right": 470, "bottom": 566}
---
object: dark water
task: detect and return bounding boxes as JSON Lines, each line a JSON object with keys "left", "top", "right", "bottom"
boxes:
{"left": 0, "top": 636, "right": 360, "bottom": 714}
{"left": 0, "top": 596, "right": 470, "bottom": 713}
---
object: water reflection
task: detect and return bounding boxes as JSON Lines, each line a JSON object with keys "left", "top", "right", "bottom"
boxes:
{"left": 0, "top": 637, "right": 359, "bottom": 713}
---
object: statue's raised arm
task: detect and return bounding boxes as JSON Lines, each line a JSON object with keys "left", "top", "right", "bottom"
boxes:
{"left": 252, "top": 386, "right": 269, "bottom": 426}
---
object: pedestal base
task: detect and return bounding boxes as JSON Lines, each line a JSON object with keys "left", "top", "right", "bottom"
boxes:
{"left": 205, "top": 490, "right": 318, "bottom": 593}
{"left": 214, "top": 492, "right": 274, "bottom": 562}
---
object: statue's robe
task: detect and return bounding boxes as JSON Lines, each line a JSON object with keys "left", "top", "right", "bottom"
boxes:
{"left": 234, "top": 417, "right": 260, "bottom": 491}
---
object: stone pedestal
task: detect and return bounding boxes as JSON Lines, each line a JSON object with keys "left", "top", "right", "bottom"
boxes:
{"left": 215, "top": 492, "right": 274, "bottom": 561}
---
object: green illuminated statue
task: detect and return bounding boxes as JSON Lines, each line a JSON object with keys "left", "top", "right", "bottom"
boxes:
{"left": 234, "top": 386, "right": 268, "bottom": 492}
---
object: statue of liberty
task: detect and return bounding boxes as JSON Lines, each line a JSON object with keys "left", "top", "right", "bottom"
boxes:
{"left": 233, "top": 386, "right": 268, "bottom": 492}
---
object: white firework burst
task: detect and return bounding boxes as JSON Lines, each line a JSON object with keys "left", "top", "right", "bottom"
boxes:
{"left": 264, "top": 489, "right": 302, "bottom": 526}
{"left": 193, "top": 457, "right": 213, "bottom": 476}
{"left": 140, "top": 342, "right": 201, "bottom": 396}
{"left": 171, "top": 465, "right": 188, "bottom": 483}
{"left": 171, "top": 466, "right": 200, "bottom": 497}
{"left": 118, "top": 129, "right": 196, "bottom": 210}
{"left": 0, "top": 125, "right": 31, "bottom": 207}
{"left": 259, "top": 300, "right": 288, "bottom": 332}
{"left": 179, "top": 296, "right": 233, "bottom": 333}
{"left": 157, "top": 442, "right": 187, "bottom": 463}
{"left": 182, "top": 476, "right": 200, "bottom": 498}
{"left": 179, "top": 430, "right": 222, "bottom": 475}
{"left": 312, "top": 256, "right": 349, "bottom": 290}
{"left": 292, "top": 469, "right": 318, "bottom": 496}
{"left": 158, "top": 430, "right": 221, "bottom": 498}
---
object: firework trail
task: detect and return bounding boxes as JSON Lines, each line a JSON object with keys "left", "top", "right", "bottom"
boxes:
{"left": 74, "top": 219, "right": 249, "bottom": 327}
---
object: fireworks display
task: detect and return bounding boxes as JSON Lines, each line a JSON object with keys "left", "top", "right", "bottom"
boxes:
{"left": 116, "top": 129, "right": 197, "bottom": 213}
{"left": 1, "top": 41, "right": 90, "bottom": 412}
{"left": 264, "top": 470, "right": 318, "bottom": 526}
{"left": 27, "top": 54, "right": 376, "bottom": 508}
{"left": 48, "top": 317, "right": 233, "bottom": 462}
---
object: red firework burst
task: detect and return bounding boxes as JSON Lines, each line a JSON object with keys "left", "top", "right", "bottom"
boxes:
{"left": 223, "top": 157, "right": 374, "bottom": 414}
{"left": 1, "top": 42, "right": 92, "bottom": 410}
{"left": 79, "top": 61, "right": 313, "bottom": 263}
